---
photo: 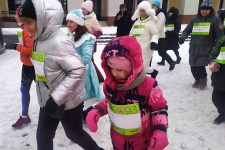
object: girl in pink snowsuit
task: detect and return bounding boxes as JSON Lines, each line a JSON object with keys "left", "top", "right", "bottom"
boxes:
{"left": 86, "top": 36, "right": 169, "bottom": 150}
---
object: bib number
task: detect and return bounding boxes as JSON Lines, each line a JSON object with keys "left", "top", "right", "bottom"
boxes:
{"left": 30, "top": 51, "right": 47, "bottom": 81}
{"left": 132, "top": 25, "right": 145, "bottom": 37}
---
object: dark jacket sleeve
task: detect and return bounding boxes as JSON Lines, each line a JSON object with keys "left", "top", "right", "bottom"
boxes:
{"left": 209, "top": 36, "right": 225, "bottom": 62}
{"left": 180, "top": 18, "right": 194, "bottom": 39}
{"left": 213, "top": 17, "right": 224, "bottom": 42}
{"left": 113, "top": 13, "right": 121, "bottom": 26}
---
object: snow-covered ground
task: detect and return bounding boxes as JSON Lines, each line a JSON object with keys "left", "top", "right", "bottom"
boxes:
{"left": 0, "top": 26, "right": 225, "bottom": 150}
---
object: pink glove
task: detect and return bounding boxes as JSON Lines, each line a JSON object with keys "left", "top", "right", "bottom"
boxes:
{"left": 209, "top": 61, "right": 220, "bottom": 72}
{"left": 148, "top": 130, "right": 169, "bottom": 150}
{"left": 86, "top": 109, "right": 101, "bottom": 132}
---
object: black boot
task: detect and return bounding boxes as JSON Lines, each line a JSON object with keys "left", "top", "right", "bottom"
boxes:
{"left": 213, "top": 115, "right": 225, "bottom": 124}
{"left": 192, "top": 79, "right": 200, "bottom": 88}
{"left": 149, "top": 70, "right": 158, "bottom": 79}
{"left": 157, "top": 61, "right": 165, "bottom": 66}
{"left": 169, "top": 61, "right": 176, "bottom": 71}
{"left": 199, "top": 77, "right": 207, "bottom": 90}
{"left": 176, "top": 57, "right": 182, "bottom": 64}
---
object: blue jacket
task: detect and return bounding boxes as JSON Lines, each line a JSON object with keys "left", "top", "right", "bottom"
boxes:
{"left": 69, "top": 33, "right": 105, "bottom": 101}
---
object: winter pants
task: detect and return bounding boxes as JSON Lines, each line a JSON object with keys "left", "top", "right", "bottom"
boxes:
{"left": 190, "top": 66, "right": 207, "bottom": 80}
{"left": 21, "top": 65, "right": 35, "bottom": 116}
{"left": 36, "top": 102, "right": 100, "bottom": 150}
{"left": 212, "top": 88, "right": 225, "bottom": 117}
{"left": 157, "top": 38, "right": 173, "bottom": 64}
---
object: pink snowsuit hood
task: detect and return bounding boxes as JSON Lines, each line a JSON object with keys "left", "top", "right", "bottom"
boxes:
{"left": 101, "top": 36, "right": 144, "bottom": 90}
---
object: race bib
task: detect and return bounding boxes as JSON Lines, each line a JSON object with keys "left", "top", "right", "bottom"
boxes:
{"left": 192, "top": 22, "right": 210, "bottom": 35}
{"left": 165, "top": 24, "right": 174, "bottom": 31}
{"left": 215, "top": 47, "right": 225, "bottom": 64}
{"left": 107, "top": 100, "right": 141, "bottom": 136}
{"left": 17, "top": 31, "right": 23, "bottom": 44}
{"left": 30, "top": 51, "right": 46, "bottom": 81}
{"left": 132, "top": 25, "right": 145, "bottom": 37}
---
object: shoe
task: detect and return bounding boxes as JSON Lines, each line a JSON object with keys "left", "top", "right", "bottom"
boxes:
{"left": 12, "top": 116, "right": 31, "bottom": 127}
{"left": 199, "top": 77, "right": 207, "bottom": 90}
{"left": 213, "top": 115, "right": 225, "bottom": 124}
{"left": 157, "top": 61, "right": 165, "bottom": 66}
{"left": 169, "top": 61, "right": 176, "bottom": 71}
{"left": 176, "top": 57, "right": 182, "bottom": 64}
{"left": 148, "top": 70, "right": 158, "bottom": 79}
{"left": 192, "top": 80, "right": 200, "bottom": 88}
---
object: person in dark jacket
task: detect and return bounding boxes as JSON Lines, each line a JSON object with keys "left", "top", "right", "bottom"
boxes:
{"left": 219, "top": 10, "right": 225, "bottom": 35}
{"left": 114, "top": 4, "right": 132, "bottom": 37}
{"left": 209, "top": 35, "right": 225, "bottom": 124}
{"left": 159, "top": 6, "right": 181, "bottom": 65}
{"left": 179, "top": 0, "right": 224, "bottom": 90}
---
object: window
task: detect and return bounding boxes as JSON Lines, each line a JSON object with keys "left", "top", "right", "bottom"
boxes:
{"left": 7, "top": 0, "right": 22, "bottom": 14}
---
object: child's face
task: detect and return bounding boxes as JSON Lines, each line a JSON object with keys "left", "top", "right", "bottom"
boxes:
{"left": 23, "top": 19, "right": 37, "bottom": 37}
{"left": 111, "top": 68, "right": 129, "bottom": 80}
{"left": 82, "top": 8, "right": 89, "bottom": 15}
{"left": 140, "top": 9, "right": 146, "bottom": 18}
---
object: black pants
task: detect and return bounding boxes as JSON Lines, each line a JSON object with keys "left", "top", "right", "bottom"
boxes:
{"left": 36, "top": 102, "right": 100, "bottom": 150}
{"left": 157, "top": 38, "right": 173, "bottom": 64}
{"left": 190, "top": 66, "right": 207, "bottom": 80}
{"left": 212, "top": 88, "right": 225, "bottom": 117}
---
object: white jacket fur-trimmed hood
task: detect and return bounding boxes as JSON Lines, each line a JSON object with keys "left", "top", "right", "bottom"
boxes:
{"left": 131, "top": 1, "right": 157, "bottom": 22}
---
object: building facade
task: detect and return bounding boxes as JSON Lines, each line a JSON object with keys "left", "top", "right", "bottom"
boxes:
{"left": 0, "top": 0, "right": 225, "bottom": 27}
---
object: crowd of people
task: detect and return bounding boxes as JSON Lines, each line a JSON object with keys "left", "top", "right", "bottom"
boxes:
{"left": 3, "top": 0, "right": 225, "bottom": 149}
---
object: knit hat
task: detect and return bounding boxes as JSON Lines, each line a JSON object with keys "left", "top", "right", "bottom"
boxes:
{"left": 152, "top": 0, "right": 161, "bottom": 8}
{"left": 107, "top": 55, "right": 132, "bottom": 75}
{"left": 131, "top": 1, "right": 157, "bottom": 21}
{"left": 81, "top": 0, "right": 93, "bottom": 12}
{"left": 66, "top": 9, "right": 84, "bottom": 26}
{"left": 200, "top": 0, "right": 213, "bottom": 10}
{"left": 120, "top": 4, "right": 126, "bottom": 10}
{"left": 19, "top": 0, "right": 36, "bottom": 20}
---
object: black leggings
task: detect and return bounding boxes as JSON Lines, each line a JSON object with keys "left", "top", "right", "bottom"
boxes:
{"left": 212, "top": 88, "right": 225, "bottom": 117}
{"left": 36, "top": 102, "right": 100, "bottom": 150}
{"left": 157, "top": 38, "right": 173, "bottom": 64}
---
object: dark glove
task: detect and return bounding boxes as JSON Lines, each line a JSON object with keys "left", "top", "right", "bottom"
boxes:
{"left": 151, "top": 42, "right": 158, "bottom": 50}
{"left": 45, "top": 96, "right": 59, "bottom": 115}
{"left": 179, "top": 38, "right": 185, "bottom": 45}
{"left": 5, "top": 43, "right": 18, "bottom": 50}
{"left": 45, "top": 96, "right": 64, "bottom": 119}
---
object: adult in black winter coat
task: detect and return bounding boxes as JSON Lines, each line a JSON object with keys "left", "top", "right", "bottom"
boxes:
{"left": 219, "top": 10, "right": 225, "bottom": 35}
{"left": 164, "top": 7, "right": 181, "bottom": 64}
{"left": 114, "top": 4, "right": 132, "bottom": 37}
{"left": 179, "top": 0, "right": 224, "bottom": 90}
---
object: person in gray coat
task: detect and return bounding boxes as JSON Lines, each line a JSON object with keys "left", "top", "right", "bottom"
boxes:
{"left": 179, "top": 0, "right": 224, "bottom": 90}
{"left": 18, "top": 0, "right": 103, "bottom": 149}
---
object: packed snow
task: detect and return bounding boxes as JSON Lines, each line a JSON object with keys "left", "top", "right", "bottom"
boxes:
{"left": 0, "top": 25, "right": 225, "bottom": 150}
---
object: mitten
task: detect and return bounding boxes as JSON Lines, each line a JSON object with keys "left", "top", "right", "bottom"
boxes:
{"left": 209, "top": 61, "right": 220, "bottom": 72}
{"left": 148, "top": 130, "right": 169, "bottom": 150}
{"left": 45, "top": 96, "right": 59, "bottom": 115}
{"left": 179, "top": 38, "right": 185, "bottom": 45}
{"left": 5, "top": 43, "right": 17, "bottom": 50}
{"left": 151, "top": 42, "right": 158, "bottom": 50}
{"left": 86, "top": 108, "right": 101, "bottom": 132}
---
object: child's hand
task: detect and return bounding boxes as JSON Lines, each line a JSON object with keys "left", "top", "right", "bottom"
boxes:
{"left": 209, "top": 61, "right": 220, "bottom": 72}
{"left": 148, "top": 130, "right": 168, "bottom": 150}
{"left": 86, "top": 109, "right": 101, "bottom": 132}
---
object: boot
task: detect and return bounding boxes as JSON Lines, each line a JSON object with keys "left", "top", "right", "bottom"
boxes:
{"left": 192, "top": 80, "right": 200, "bottom": 88}
{"left": 149, "top": 69, "right": 158, "bottom": 79}
{"left": 176, "top": 57, "right": 182, "bottom": 64}
{"left": 199, "top": 77, "right": 207, "bottom": 90}
{"left": 157, "top": 61, "right": 165, "bottom": 66}
{"left": 169, "top": 61, "right": 176, "bottom": 71}
{"left": 213, "top": 115, "right": 225, "bottom": 124}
